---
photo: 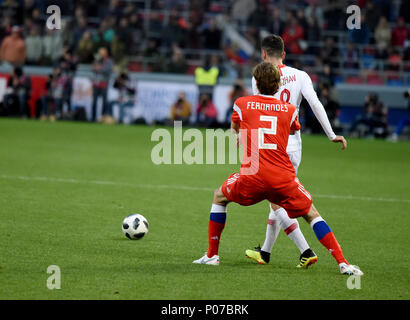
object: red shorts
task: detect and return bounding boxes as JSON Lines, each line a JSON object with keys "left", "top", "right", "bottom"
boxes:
{"left": 221, "top": 173, "right": 313, "bottom": 218}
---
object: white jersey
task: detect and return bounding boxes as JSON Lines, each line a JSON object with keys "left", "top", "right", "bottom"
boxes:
{"left": 252, "top": 64, "right": 336, "bottom": 153}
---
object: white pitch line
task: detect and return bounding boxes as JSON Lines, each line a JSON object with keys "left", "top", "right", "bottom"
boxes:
{"left": 1, "top": 174, "right": 409, "bottom": 204}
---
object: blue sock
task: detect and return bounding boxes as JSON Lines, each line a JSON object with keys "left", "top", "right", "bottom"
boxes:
{"left": 311, "top": 217, "right": 332, "bottom": 241}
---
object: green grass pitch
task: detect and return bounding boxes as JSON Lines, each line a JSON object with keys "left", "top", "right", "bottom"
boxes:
{"left": 0, "top": 118, "right": 409, "bottom": 300}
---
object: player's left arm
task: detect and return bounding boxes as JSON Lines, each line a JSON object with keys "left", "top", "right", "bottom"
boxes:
{"left": 231, "top": 102, "right": 242, "bottom": 146}
{"left": 300, "top": 72, "right": 347, "bottom": 150}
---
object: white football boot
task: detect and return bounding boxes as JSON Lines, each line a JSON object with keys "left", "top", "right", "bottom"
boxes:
{"left": 339, "top": 263, "right": 364, "bottom": 276}
{"left": 193, "top": 253, "right": 220, "bottom": 265}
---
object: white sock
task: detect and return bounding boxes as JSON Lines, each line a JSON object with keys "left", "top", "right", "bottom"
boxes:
{"left": 261, "top": 206, "right": 281, "bottom": 253}
{"left": 276, "top": 207, "right": 310, "bottom": 254}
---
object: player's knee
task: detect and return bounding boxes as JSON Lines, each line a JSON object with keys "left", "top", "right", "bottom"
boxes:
{"left": 270, "top": 203, "right": 281, "bottom": 211}
{"left": 213, "top": 189, "right": 222, "bottom": 202}
{"left": 303, "top": 203, "right": 320, "bottom": 224}
{"left": 213, "top": 188, "right": 228, "bottom": 206}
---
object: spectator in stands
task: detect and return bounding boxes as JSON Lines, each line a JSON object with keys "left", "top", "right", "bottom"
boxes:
{"left": 30, "top": 7, "right": 43, "bottom": 26}
{"left": 201, "top": 18, "right": 222, "bottom": 50}
{"left": 42, "top": 66, "right": 68, "bottom": 120}
{"left": 270, "top": 8, "right": 285, "bottom": 36}
{"left": 364, "top": 0, "right": 381, "bottom": 32}
{"left": 196, "top": 93, "right": 217, "bottom": 127}
{"left": 112, "top": 17, "right": 133, "bottom": 67}
{"left": 295, "top": 8, "right": 309, "bottom": 32}
{"left": 305, "top": 0, "right": 324, "bottom": 28}
{"left": 169, "top": 91, "right": 191, "bottom": 125}
{"left": 374, "top": 16, "right": 391, "bottom": 59}
{"left": 322, "top": 37, "right": 339, "bottom": 68}
{"left": 59, "top": 47, "right": 78, "bottom": 113}
{"left": 106, "top": 72, "right": 136, "bottom": 124}
{"left": 40, "top": 72, "right": 54, "bottom": 120}
{"left": 319, "top": 63, "right": 335, "bottom": 88}
{"left": 184, "top": 20, "right": 201, "bottom": 50}
{"left": 4, "top": 66, "right": 31, "bottom": 117}
{"left": 167, "top": 43, "right": 188, "bottom": 74}
{"left": 72, "top": 16, "right": 88, "bottom": 50}
{"left": 162, "top": 13, "right": 187, "bottom": 49}
{"left": 305, "top": 16, "right": 321, "bottom": 55}
{"left": 91, "top": 47, "right": 113, "bottom": 122}
{"left": 194, "top": 55, "right": 220, "bottom": 97}
{"left": 231, "top": 0, "right": 256, "bottom": 28}
{"left": 128, "top": 12, "right": 143, "bottom": 55}
{"left": 51, "top": 65, "right": 68, "bottom": 117}
{"left": 391, "top": 17, "right": 409, "bottom": 47}
{"left": 343, "top": 42, "right": 360, "bottom": 69}
{"left": 94, "top": 16, "right": 116, "bottom": 52}
{"left": 106, "top": 0, "right": 123, "bottom": 20}
{"left": 0, "top": 26, "right": 26, "bottom": 66}
{"left": 23, "top": 0, "right": 41, "bottom": 22}
{"left": 23, "top": 17, "right": 36, "bottom": 37}
{"left": 386, "top": 47, "right": 402, "bottom": 72}
{"left": 144, "top": 38, "right": 166, "bottom": 72}
{"left": 248, "top": 2, "right": 270, "bottom": 30}
{"left": 42, "top": 28, "right": 63, "bottom": 65}
{"left": 323, "top": 0, "right": 343, "bottom": 30}
{"left": 349, "top": 93, "right": 389, "bottom": 138}
{"left": 225, "top": 79, "right": 247, "bottom": 124}
{"left": 76, "top": 31, "right": 95, "bottom": 63}
{"left": 0, "top": 16, "right": 12, "bottom": 45}
{"left": 281, "top": 15, "right": 305, "bottom": 55}
{"left": 348, "top": 14, "right": 370, "bottom": 45}
{"left": 25, "top": 26, "right": 42, "bottom": 65}
{"left": 148, "top": 11, "right": 163, "bottom": 39}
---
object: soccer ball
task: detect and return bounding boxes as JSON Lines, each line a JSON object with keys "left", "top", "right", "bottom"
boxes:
{"left": 122, "top": 214, "right": 149, "bottom": 240}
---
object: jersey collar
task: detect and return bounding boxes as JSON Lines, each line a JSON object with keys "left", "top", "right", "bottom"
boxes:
{"left": 257, "top": 93, "right": 276, "bottom": 98}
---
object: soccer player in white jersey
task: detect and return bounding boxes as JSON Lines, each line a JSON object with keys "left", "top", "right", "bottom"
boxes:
{"left": 245, "top": 34, "right": 347, "bottom": 268}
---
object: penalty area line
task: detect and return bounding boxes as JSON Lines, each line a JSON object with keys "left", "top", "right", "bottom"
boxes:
{"left": 1, "top": 174, "right": 409, "bottom": 204}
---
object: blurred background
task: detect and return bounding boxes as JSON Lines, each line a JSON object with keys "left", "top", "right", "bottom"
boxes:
{"left": 0, "top": 0, "right": 409, "bottom": 141}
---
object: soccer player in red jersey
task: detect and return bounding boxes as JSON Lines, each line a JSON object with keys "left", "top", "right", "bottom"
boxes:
{"left": 193, "top": 62, "right": 363, "bottom": 276}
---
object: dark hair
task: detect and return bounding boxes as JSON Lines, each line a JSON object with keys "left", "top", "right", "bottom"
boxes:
{"left": 261, "top": 34, "right": 284, "bottom": 58}
{"left": 253, "top": 62, "right": 281, "bottom": 96}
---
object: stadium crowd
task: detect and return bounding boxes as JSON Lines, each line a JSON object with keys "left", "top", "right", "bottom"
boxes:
{"left": 0, "top": 0, "right": 409, "bottom": 139}
{"left": 1, "top": 1, "right": 409, "bottom": 75}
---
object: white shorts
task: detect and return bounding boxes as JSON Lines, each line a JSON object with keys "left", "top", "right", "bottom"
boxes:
{"left": 288, "top": 148, "right": 302, "bottom": 174}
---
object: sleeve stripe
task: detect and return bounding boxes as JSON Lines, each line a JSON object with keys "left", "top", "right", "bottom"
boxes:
{"left": 233, "top": 104, "right": 242, "bottom": 121}
{"left": 290, "top": 107, "right": 298, "bottom": 127}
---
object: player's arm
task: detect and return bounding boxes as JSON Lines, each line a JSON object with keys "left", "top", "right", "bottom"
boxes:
{"left": 231, "top": 102, "right": 242, "bottom": 146}
{"left": 300, "top": 72, "right": 347, "bottom": 150}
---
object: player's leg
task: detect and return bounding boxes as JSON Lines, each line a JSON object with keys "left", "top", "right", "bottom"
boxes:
{"left": 246, "top": 202, "right": 317, "bottom": 267}
{"left": 302, "top": 204, "right": 363, "bottom": 275}
{"left": 193, "top": 188, "right": 229, "bottom": 265}
{"left": 271, "top": 203, "right": 317, "bottom": 268}
{"left": 245, "top": 204, "right": 280, "bottom": 264}
{"left": 246, "top": 150, "right": 316, "bottom": 267}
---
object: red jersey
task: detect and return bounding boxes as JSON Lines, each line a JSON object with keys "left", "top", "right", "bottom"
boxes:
{"left": 232, "top": 94, "right": 300, "bottom": 186}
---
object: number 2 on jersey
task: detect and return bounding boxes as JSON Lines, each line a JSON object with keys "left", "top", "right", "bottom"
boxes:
{"left": 280, "top": 89, "right": 291, "bottom": 103}
{"left": 258, "top": 116, "right": 277, "bottom": 150}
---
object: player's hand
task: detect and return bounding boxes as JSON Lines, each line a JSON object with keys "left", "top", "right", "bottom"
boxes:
{"left": 332, "top": 136, "right": 347, "bottom": 150}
